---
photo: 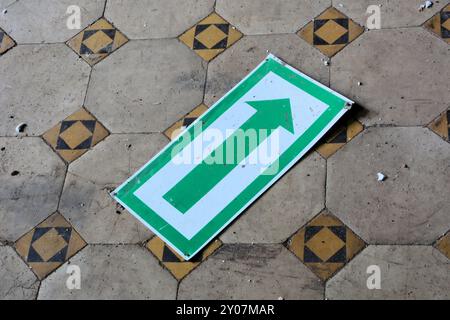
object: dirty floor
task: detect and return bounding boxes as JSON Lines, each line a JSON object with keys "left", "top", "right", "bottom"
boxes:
{"left": 0, "top": 0, "right": 449, "bottom": 300}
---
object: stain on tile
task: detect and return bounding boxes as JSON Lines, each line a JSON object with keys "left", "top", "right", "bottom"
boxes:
{"left": 424, "top": 4, "right": 450, "bottom": 44}
{"left": 146, "top": 237, "right": 222, "bottom": 280}
{"left": 164, "top": 104, "right": 208, "bottom": 140}
{"left": 298, "top": 7, "right": 364, "bottom": 57}
{"left": 66, "top": 18, "right": 128, "bottom": 66}
{"left": 436, "top": 232, "right": 450, "bottom": 259}
{"left": 42, "top": 107, "right": 109, "bottom": 163}
{"left": 428, "top": 108, "right": 449, "bottom": 142}
{"left": 288, "top": 210, "right": 366, "bottom": 281}
{"left": 316, "top": 119, "right": 364, "bottom": 158}
{"left": 0, "top": 28, "right": 16, "bottom": 55}
{"left": 15, "top": 212, "right": 87, "bottom": 280}
{"left": 179, "top": 13, "right": 243, "bottom": 61}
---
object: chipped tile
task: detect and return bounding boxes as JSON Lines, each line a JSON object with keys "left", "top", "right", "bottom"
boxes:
{"left": 15, "top": 212, "right": 87, "bottom": 280}
{"left": 43, "top": 108, "right": 109, "bottom": 163}
{"left": 428, "top": 108, "right": 450, "bottom": 142}
{"left": 0, "top": 28, "right": 15, "bottom": 55}
{"left": 436, "top": 232, "right": 450, "bottom": 259}
{"left": 147, "top": 237, "right": 222, "bottom": 280}
{"left": 66, "top": 18, "right": 128, "bottom": 66}
{"left": 179, "top": 12, "right": 242, "bottom": 61}
{"left": 288, "top": 210, "right": 365, "bottom": 281}
{"left": 163, "top": 104, "right": 208, "bottom": 140}
{"left": 424, "top": 4, "right": 450, "bottom": 44}
{"left": 298, "top": 7, "right": 364, "bottom": 57}
{"left": 316, "top": 119, "right": 364, "bottom": 159}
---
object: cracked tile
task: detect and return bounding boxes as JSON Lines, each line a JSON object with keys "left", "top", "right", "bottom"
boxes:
{"left": 298, "top": 7, "right": 364, "bottom": 58}
{"left": 67, "top": 18, "right": 129, "bottom": 66}
{"left": 38, "top": 245, "right": 177, "bottom": 299}
{"left": 0, "top": 27, "right": 15, "bottom": 55}
{"left": 15, "top": 212, "right": 87, "bottom": 280}
{"left": 179, "top": 12, "right": 243, "bottom": 62}
{"left": 163, "top": 104, "right": 208, "bottom": 140}
{"left": 330, "top": 28, "right": 450, "bottom": 126}
{"left": 105, "top": 0, "right": 215, "bottom": 39}
{"left": 59, "top": 134, "right": 167, "bottom": 243}
{"left": 424, "top": 3, "right": 450, "bottom": 44}
{"left": 316, "top": 118, "right": 364, "bottom": 159}
{"left": 327, "top": 127, "right": 450, "bottom": 244}
{"left": 0, "top": 138, "right": 66, "bottom": 242}
{"left": 287, "top": 210, "right": 365, "bottom": 281}
{"left": 216, "top": 0, "right": 330, "bottom": 35}
{"left": 179, "top": 244, "right": 324, "bottom": 299}
{"left": 43, "top": 108, "right": 109, "bottom": 163}
{"left": 0, "top": 0, "right": 105, "bottom": 43}
{"left": 0, "top": 246, "right": 39, "bottom": 300}
{"left": 147, "top": 237, "right": 222, "bottom": 280}
{"left": 85, "top": 39, "right": 206, "bottom": 133}
{"left": 326, "top": 246, "right": 450, "bottom": 299}
{"left": 0, "top": 44, "right": 90, "bottom": 136}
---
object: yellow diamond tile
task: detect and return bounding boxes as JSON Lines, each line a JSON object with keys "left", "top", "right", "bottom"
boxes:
{"left": 298, "top": 7, "right": 364, "bottom": 58}
{"left": 288, "top": 210, "right": 365, "bottom": 281}
{"left": 315, "top": 20, "right": 348, "bottom": 45}
{"left": 428, "top": 109, "right": 449, "bottom": 141}
{"left": 195, "top": 25, "right": 228, "bottom": 49}
{"left": 66, "top": 18, "right": 129, "bottom": 66}
{"left": 0, "top": 28, "right": 15, "bottom": 55}
{"left": 43, "top": 107, "right": 109, "bottom": 163}
{"left": 164, "top": 104, "right": 208, "bottom": 140}
{"left": 147, "top": 237, "right": 222, "bottom": 280}
{"left": 424, "top": 4, "right": 450, "bottom": 44}
{"left": 179, "top": 12, "right": 243, "bottom": 61}
{"left": 436, "top": 232, "right": 450, "bottom": 259}
{"left": 15, "top": 212, "right": 87, "bottom": 280}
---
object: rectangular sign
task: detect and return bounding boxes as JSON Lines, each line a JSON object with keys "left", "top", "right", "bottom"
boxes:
{"left": 112, "top": 54, "right": 353, "bottom": 260}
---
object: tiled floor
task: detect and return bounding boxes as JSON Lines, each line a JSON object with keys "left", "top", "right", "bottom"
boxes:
{"left": 0, "top": 0, "right": 449, "bottom": 300}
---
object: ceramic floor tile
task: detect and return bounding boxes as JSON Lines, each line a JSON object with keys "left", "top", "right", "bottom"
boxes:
{"left": 298, "top": 7, "right": 364, "bottom": 58}
{"left": 179, "top": 12, "right": 243, "bottom": 61}
{"left": 15, "top": 212, "right": 87, "bottom": 280}
{"left": 435, "top": 232, "right": 450, "bottom": 259}
{"left": 287, "top": 210, "right": 365, "bottom": 281}
{"left": 428, "top": 108, "right": 450, "bottom": 142}
{"left": 163, "top": 104, "right": 208, "bottom": 140}
{"left": 316, "top": 118, "right": 364, "bottom": 159}
{"left": 147, "top": 237, "right": 222, "bottom": 280}
{"left": 42, "top": 108, "right": 109, "bottom": 163}
{"left": 0, "top": 28, "right": 15, "bottom": 55}
{"left": 66, "top": 18, "right": 129, "bottom": 66}
{"left": 424, "top": 4, "right": 450, "bottom": 44}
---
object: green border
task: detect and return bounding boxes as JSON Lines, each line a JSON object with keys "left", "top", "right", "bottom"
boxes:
{"left": 115, "top": 58, "right": 347, "bottom": 258}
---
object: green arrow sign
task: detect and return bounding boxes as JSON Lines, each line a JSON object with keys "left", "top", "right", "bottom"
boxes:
{"left": 112, "top": 55, "right": 353, "bottom": 260}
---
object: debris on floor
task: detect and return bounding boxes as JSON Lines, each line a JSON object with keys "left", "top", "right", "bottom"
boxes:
{"left": 419, "top": 1, "right": 433, "bottom": 11}
{"left": 15, "top": 123, "right": 27, "bottom": 135}
{"left": 377, "top": 172, "right": 386, "bottom": 182}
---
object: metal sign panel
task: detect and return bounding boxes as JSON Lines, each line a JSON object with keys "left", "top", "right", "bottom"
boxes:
{"left": 112, "top": 54, "right": 353, "bottom": 260}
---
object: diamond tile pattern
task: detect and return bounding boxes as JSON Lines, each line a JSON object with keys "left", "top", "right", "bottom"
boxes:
{"left": 0, "top": 28, "right": 15, "bottom": 55}
{"left": 147, "top": 237, "right": 222, "bottom": 280}
{"left": 436, "top": 232, "right": 450, "bottom": 259}
{"left": 67, "top": 18, "right": 129, "bottom": 66}
{"left": 298, "top": 7, "right": 364, "bottom": 57}
{"left": 316, "top": 119, "right": 364, "bottom": 159}
{"left": 429, "top": 109, "right": 450, "bottom": 142}
{"left": 424, "top": 4, "right": 450, "bottom": 44}
{"left": 43, "top": 108, "right": 109, "bottom": 163}
{"left": 164, "top": 104, "right": 208, "bottom": 140}
{"left": 179, "top": 13, "right": 243, "bottom": 61}
{"left": 288, "top": 210, "right": 365, "bottom": 281}
{"left": 15, "top": 212, "right": 87, "bottom": 280}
